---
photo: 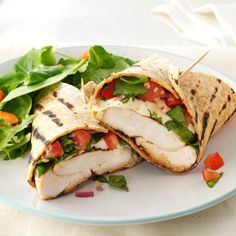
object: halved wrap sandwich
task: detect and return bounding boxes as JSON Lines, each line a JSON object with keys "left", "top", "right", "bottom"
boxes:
{"left": 91, "top": 55, "right": 236, "bottom": 173}
{"left": 28, "top": 83, "right": 140, "bottom": 200}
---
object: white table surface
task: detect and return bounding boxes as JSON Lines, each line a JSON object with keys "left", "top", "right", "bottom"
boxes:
{"left": 0, "top": 0, "right": 236, "bottom": 235}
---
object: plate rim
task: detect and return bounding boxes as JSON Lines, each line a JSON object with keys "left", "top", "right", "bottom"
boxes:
{"left": 0, "top": 44, "right": 235, "bottom": 225}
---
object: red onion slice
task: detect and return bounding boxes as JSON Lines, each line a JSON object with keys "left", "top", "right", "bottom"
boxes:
{"left": 75, "top": 190, "right": 94, "bottom": 198}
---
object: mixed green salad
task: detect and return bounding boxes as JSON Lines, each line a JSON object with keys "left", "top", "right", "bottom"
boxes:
{"left": 0, "top": 45, "right": 135, "bottom": 160}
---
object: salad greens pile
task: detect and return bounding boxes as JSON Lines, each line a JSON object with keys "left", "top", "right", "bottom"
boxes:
{"left": 0, "top": 45, "right": 134, "bottom": 160}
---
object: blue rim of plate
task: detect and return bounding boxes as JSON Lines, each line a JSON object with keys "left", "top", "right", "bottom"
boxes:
{"left": 0, "top": 45, "right": 235, "bottom": 225}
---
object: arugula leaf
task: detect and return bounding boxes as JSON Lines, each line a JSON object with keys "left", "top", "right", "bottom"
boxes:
{"left": 167, "top": 106, "right": 185, "bottom": 124}
{"left": 81, "top": 45, "right": 135, "bottom": 84}
{"left": 207, "top": 173, "right": 223, "bottom": 188}
{"left": 93, "top": 174, "right": 129, "bottom": 191}
{"left": 149, "top": 110, "right": 162, "bottom": 124}
{"left": 108, "top": 175, "right": 129, "bottom": 191}
{"left": 114, "top": 79, "right": 146, "bottom": 98}
{"left": 2, "top": 61, "right": 86, "bottom": 103}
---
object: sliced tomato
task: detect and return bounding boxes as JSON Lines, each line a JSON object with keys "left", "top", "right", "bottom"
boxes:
{"left": 137, "top": 81, "right": 167, "bottom": 102}
{"left": 202, "top": 169, "right": 221, "bottom": 182}
{"left": 164, "top": 93, "right": 182, "bottom": 107}
{"left": 71, "top": 129, "right": 91, "bottom": 149}
{"left": 184, "top": 110, "right": 192, "bottom": 124}
{"left": 0, "top": 89, "right": 5, "bottom": 102}
{"left": 99, "top": 80, "right": 115, "bottom": 99}
{"left": 204, "top": 152, "right": 224, "bottom": 170}
{"left": 103, "top": 131, "right": 119, "bottom": 150}
{"left": 48, "top": 141, "right": 63, "bottom": 158}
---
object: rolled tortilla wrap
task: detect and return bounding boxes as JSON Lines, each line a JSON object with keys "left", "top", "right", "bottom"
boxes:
{"left": 90, "top": 55, "right": 236, "bottom": 173}
{"left": 28, "top": 83, "right": 140, "bottom": 200}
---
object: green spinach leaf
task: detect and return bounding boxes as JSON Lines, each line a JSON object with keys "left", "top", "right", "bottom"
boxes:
{"left": 167, "top": 106, "right": 185, "bottom": 124}
{"left": 108, "top": 175, "right": 129, "bottom": 191}
{"left": 94, "top": 174, "right": 129, "bottom": 191}
{"left": 81, "top": 45, "right": 135, "bottom": 84}
{"left": 2, "top": 61, "right": 86, "bottom": 103}
{"left": 114, "top": 79, "right": 146, "bottom": 98}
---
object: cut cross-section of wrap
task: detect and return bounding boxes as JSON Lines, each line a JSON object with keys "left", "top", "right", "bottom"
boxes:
{"left": 28, "top": 83, "right": 140, "bottom": 200}
{"left": 90, "top": 55, "right": 236, "bottom": 173}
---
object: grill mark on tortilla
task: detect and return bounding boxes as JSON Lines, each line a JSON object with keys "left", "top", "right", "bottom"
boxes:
{"left": 219, "top": 102, "right": 227, "bottom": 115}
{"left": 215, "top": 87, "right": 218, "bottom": 93}
{"left": 195, "top": 110, "right": 198, "bottom": 122}
{"left": 35, "top": 103, "right": 44, "bottom": 112}
{"left": 201, "top": 112, "right": 209, "bottom": 141}
{"left": 42, "top": 110, "right": 63, "bottom": 127}
{"left": 228, "top": 95, "right": 231, "bottom": 102}
{"left": 191, "top": 89, "right": 196, "bottom": 95}
{"left": 224, "top": 108, "right": 236, "bottom": 125}
{"left": 210, "top": 94, "right": 216, "bottom": 102}
{"left": 32, "top": 127, "right": 49, "bottom": 144}
{"left": 28, "top": 153, "right": 34, "bottom": 164}
{"left": 231, "top": 88, "right": 235, "bottom": 94}
{"left": 57, "top": 97, "right": 74, "bottom": 109}
{"left": 53, "top": 91, "right": 58, "bottom": 97}
{"left": 210, "top": 120, "right": 217, "bottom": 137}
{"left": 217, "top": 79, "right": 221, "bottom": 83}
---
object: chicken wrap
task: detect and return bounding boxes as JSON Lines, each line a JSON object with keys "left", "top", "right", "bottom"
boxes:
{"left": 28, "top": 83, "right": 140, "bottom": 200}
{"left": 91, "top": 55, "right": 236, "bottom": 173}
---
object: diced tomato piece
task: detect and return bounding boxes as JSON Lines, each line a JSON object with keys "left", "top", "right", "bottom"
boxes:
{"left": 71, "top": 129, "right": 91, "bottom": 149}
{"left": 137, "top": 81, "right": 167, "bottom": 102}
{"left": 81, "top": 51, "right": 90, "bottom": 60}
{"left": 184, "top": 110, "right": 192, "bottom": 124}
{"left": 204, "top": 152, "right": 224, "bottom": 170}
{"left": 202, "top": 169, "right": 221, "bottom": 182}
{"left": 99, "top": 80, "right": 115, "bottom": 99}
{"left": 48, "top": 141, "right": 63, "bottom": 158}
{"left": 103, "top": 131, "right": 119, "bottom": 150}
{"left": 0, "top": 90, "right": 5, "bottom": 102}
{"left": 164, "top": 93, "right": 182, "bottom": 107}
{"left": 0, "top": 112, "right": 19, "bottom": 125}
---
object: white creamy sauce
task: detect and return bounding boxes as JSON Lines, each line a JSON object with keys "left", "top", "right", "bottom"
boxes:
{"left": 91, "top": 138, "right": 108, "bottom": 150}
{"left": 97, "top": 97, "right": 171, "bottom": 124}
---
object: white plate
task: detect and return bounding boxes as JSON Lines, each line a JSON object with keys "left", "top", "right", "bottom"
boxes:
{"left": 0, "top": 46, "right": 235, "bottom": 225}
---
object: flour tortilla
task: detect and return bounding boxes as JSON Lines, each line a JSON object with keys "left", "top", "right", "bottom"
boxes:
{"left": 91, "top": 55, "right": 236, "bottom": 172}
{"left": 28, "top": 83, "right": 140, "bottom": 190}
